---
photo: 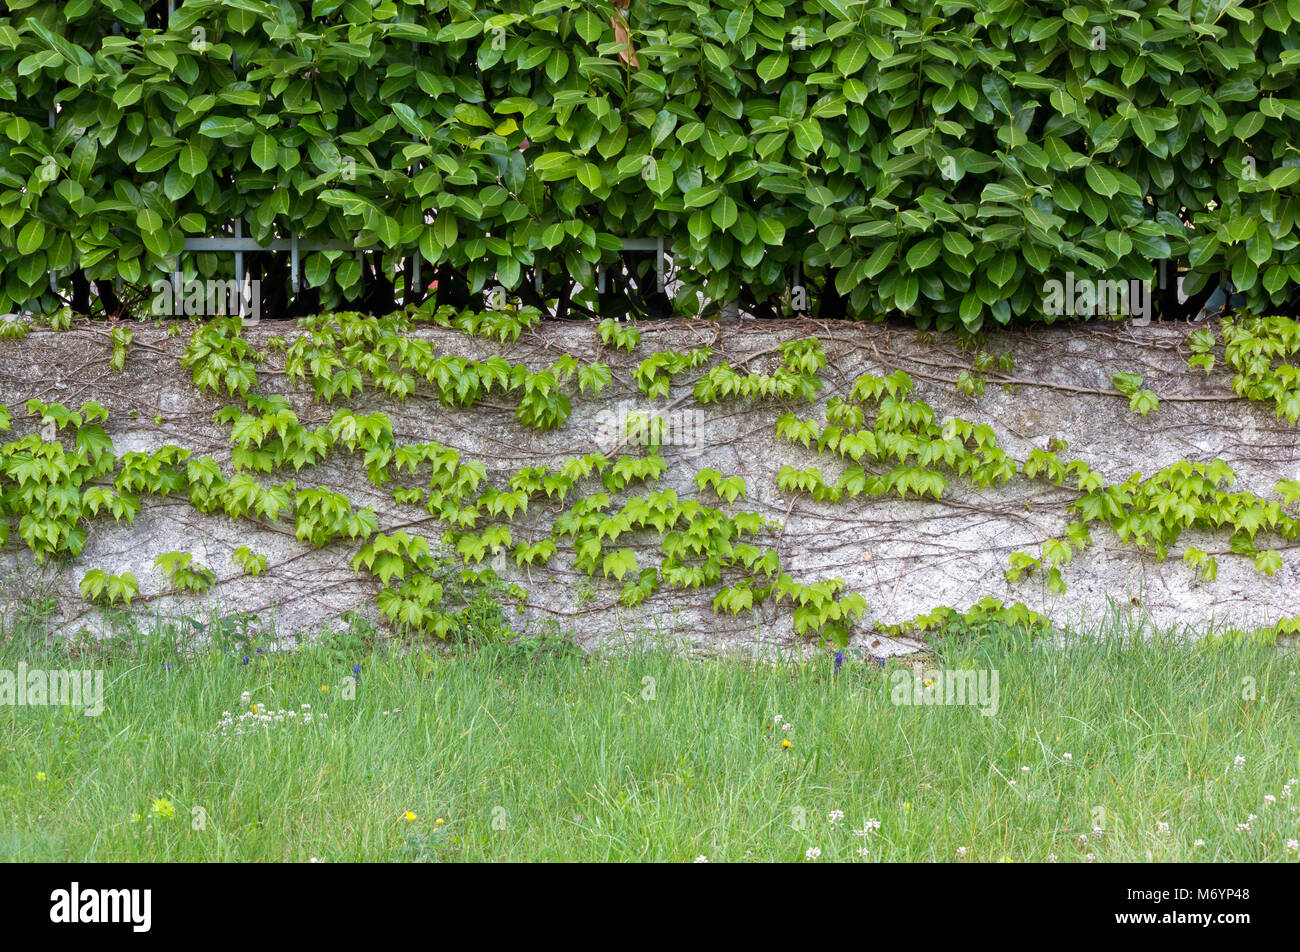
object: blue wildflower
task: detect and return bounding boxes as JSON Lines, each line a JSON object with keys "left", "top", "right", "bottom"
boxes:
{"left": 833, "top": 651, "right": 843, "bottom": 675}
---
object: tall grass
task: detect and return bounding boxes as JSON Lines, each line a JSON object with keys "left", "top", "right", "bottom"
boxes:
{"left": 1, "top": 606, "right": 1296, "bottom": 862}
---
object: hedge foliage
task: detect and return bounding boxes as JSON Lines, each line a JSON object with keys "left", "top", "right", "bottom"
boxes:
{"left": 3, "top": 0, "right": 1300, "bottom": 325}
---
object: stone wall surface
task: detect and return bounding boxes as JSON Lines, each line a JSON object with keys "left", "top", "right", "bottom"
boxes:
{"left": 1, "top": 318, "right": 1297, "bottom": 655}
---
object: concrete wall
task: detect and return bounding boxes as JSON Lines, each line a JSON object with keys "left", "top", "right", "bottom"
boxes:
{"left": 1, "top": 317, "right": 1296, "bottom": 655}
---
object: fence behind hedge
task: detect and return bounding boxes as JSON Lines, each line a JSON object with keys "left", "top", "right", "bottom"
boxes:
{"left": 2, "top": 0, "right": 1300, "bottom": 324}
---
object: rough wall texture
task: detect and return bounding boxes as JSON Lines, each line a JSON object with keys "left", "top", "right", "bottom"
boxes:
{"left": 1, "top": 318, "right": 1297, "bottom": 656}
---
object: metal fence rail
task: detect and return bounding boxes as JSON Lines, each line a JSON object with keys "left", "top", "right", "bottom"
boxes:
{"left": 168, "top": 227, "right": 668, "bottom": 316}
{"left": 38, "top": 227, "right": 669, "bottom": 318}
{"left": 177, "top": 230, "right": 666, "bottom": 295}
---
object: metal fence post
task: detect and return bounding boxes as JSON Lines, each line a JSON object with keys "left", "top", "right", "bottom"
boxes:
{"left": 234, "top": 219, "right": 245, "bottom": 319}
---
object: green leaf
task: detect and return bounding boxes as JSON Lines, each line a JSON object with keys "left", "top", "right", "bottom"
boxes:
{"left": 136, "top": 208, "right": 164, "bottom": 234}
{"left": 16, "top": 220, "right": 45, "bottom": 256}
{"left": 906, "top": 238, "right": 942, "bottom": 270}
{"left": 251, "top": 134, "right": 277, "bottom": 171}
{"left": 711, "top": 195, "right": 739, "bottom": 230}
{"left": 757, "top": 217, "right": 785, "bottom": 245}
{"left": 1085, "top": 164, "right": 1120, "bottom": 198}
{"left": 574, "top": 9, "right": 604, "bottom": 42}
{"left": 179, "top": 139, "right": 208, "bottom": 176}
{"left": 757, "top": 54, "right": 788, "bottom": 82}
{"left": 1255, "top": 549, "right": 1282, "bottom": 577}
{"left": 835, "top": 38, "right": 869, "bottom": 76}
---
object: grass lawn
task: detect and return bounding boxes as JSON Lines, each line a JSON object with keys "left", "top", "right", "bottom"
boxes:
{"left": 1, "top": 608, "right": 1297, "bottom": 862}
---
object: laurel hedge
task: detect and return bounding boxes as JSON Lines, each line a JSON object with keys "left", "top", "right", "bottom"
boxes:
{"left": 2, "top": 0, "right": 1300, "bottom": 325}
